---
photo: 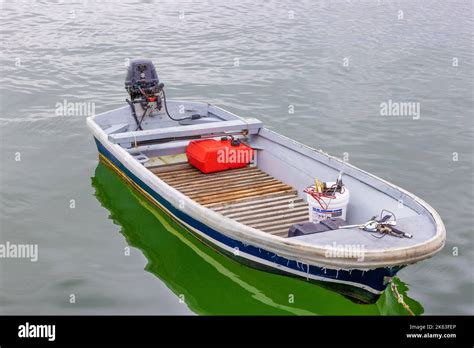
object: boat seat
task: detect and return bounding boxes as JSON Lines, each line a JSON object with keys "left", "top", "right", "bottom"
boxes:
{"left": 109, "top": 119, "right": 263, "bottom": 146}
{"left": 103, "top": 123, "right": 129, "bottom": 135}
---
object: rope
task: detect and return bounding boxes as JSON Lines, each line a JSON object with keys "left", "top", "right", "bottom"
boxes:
{"left": 390, "top": 281, "right": 415, "bottom": 316}
{"left": 303, "top": 184, "right": 343, "bottom": 210}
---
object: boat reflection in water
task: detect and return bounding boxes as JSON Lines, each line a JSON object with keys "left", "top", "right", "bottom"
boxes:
{"left": 91, "top": 162, "right": 423, "bottom": 315}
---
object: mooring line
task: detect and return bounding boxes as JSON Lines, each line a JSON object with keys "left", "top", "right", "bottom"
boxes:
{"left": 390, "top": 282, "right": 415, "bottom": 316}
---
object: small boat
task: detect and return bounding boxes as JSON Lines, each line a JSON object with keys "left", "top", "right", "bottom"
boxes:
{"left": 87, "top": 59, "right": 445, "bottom": 303}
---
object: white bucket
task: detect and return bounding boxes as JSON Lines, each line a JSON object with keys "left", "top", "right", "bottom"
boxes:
{"left": 305, "top": 182, "right": 350, "bottom": 222}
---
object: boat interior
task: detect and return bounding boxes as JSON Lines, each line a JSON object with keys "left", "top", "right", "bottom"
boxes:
{"left": 151, "top": 162, "right": 304, "bottom": 237}
{"left": 92, "top": 101, "right": 438, "bottom": 249}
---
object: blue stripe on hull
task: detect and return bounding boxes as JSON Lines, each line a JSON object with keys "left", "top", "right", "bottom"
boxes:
{"left": 94, "top": 138, "right": 401, "bottom": 293}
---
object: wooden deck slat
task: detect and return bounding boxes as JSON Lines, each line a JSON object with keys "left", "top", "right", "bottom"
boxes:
{"left": 190, "top": 182, "right": 293, "bottom": 201}
{"left": 210, "top": 193, "right": 300, "bottom": 211}
{"left": 157, "top": 165, "right": 256, "bottom": 179}
{"left": 262, "top": 225, "right": 298, "bottom": 235}
{"left": 248, "top": 215, "right": 309, "bottom": 230}
{"left": 159, "top": 167, "right": 258, "bottom": 183}
{"left": 155, "top": 169, "right": 202, "bottom": 180}
{"left": 249, "top": 213, "right": 309, "bottom": 226}
{"left": 149, "top": 162, "right": 193, "bottom": 174}
{"left": 177, "top": 175, "right": 274, "bottom": 191}
{"left": 237, "top": 210, "right": 309, "bottom": 225}
{"left": 169, "top": 172, "right": 271, "bottom": 187}
{"left": 203, "top": 191, "right": 297, "bottom": 207}
{"left": 261, "top": 225, "right": 292, "bottom": 236}
{"left": 223, "top": 200, "right": 306, "bottom": 218}
{"left": 232, "top": 206, "right": 308, "bottom": 222}
{"left": 174, "top": 173, "right": 277, "bottom": 189}
{"left": 179, "top": 178, "right": 279, "bottom": 196}
{"left": 271, "top": 231, "right": 291, "bottom": 237}
{"left": 148, "top": 162, "right": 310, "bottom": 238}
{"left": 197, "top": 187, "right": 297, "bottom": 205}
{"left": 155, "top": 168, "right": 198, "bottom": 177}
{"left": 183, "top": 178, "right": 285, "bottom": 195}
{"left": 262, "top": 225, "right": 295, "bottom": 233}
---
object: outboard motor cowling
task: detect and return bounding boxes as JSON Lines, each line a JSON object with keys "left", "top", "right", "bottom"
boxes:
{"left": 124, "top": 59, "right": 166, "bottom": 130}
{"left": 124, "top": 58, "right": 201, "bottom": 131}
{"left": 125, "top": 58, "right": 163, "bottom": 105}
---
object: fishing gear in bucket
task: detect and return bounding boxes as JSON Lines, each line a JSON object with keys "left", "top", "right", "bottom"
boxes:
{"left": 304, "top": 172, "right": 350, "bottom": 222}
{"left": 289, "top": 173, "right": 413, "bottom": 239}
{"left": 124, "top": 59, "right": 202, "bottom": 131}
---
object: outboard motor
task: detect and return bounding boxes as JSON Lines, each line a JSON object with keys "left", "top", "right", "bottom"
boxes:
{"left": 125, "top": 59, "right": 165, "bottom": 130}
{"left": 125, "top": 58, "right": 201, "bottom": 130}
{"left": 125, "top": 58, "right": 163, "bottom": 106}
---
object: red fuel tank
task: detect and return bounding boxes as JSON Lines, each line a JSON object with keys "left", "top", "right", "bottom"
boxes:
{"left": 186, "top": 138, "right": 254, "bottom": 174}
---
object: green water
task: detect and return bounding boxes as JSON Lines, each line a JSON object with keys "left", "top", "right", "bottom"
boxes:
{"left": 92, "top": 162, "right": 423, "bottom": 315}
